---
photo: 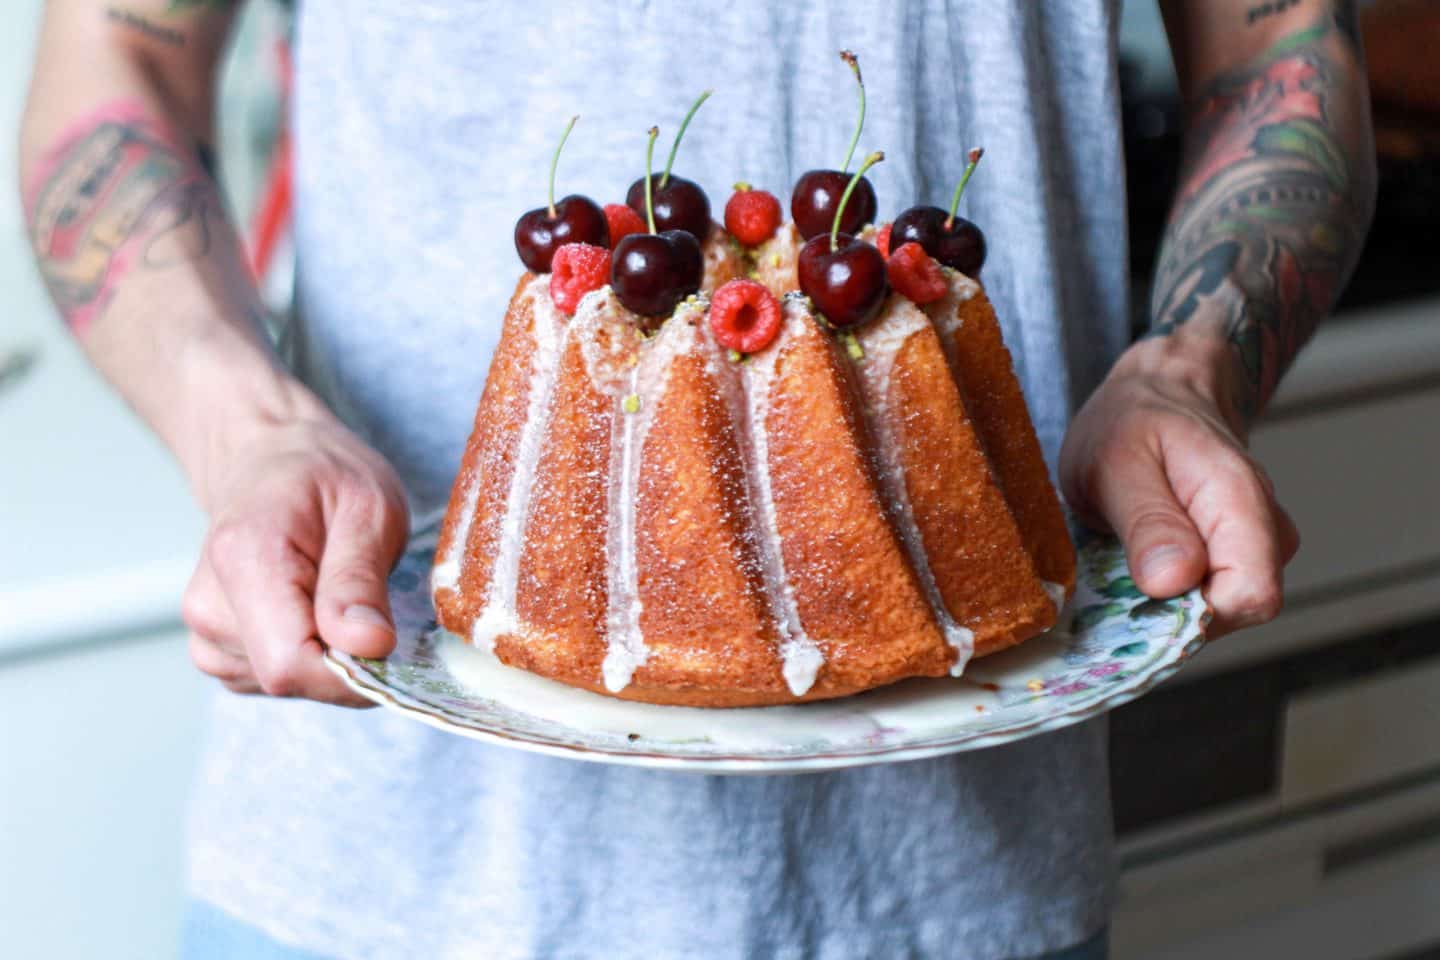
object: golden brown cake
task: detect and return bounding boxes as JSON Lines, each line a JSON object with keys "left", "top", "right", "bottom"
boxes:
{"left": 431, "top": 221, "right": 1075, "bottom": 707}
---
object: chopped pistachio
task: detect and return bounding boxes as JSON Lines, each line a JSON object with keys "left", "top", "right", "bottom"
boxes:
{"left": 727, "top": 348, "right": 743, "bottom": 363}
{"left": 622, "top": 394, "right": 641, "bottom": 414}
{"left": 841, "top": 331, "right": 865, "bottom": 360}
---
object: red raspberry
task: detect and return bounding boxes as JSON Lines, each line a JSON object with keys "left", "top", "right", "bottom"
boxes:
{"left": 550, "top": 243, "right": 612, "bottom": 315}
{"left": 886, "top": 242, "right": 947, "bottom": 304}
{"left": 604, "top": 203, "right": 647, "bottom": 247}
{"left": 709, "top": 279, "right": 783, "bottom": 354}
{"left": 875, "top": 222, "right": 893, "bottom": 259}
{"left": 723, "top": 183, "right": 782, "bottom": 247}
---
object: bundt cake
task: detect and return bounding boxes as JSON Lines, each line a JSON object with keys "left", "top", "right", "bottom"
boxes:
{"left": 432, "top": 227, "right": 1075, "bottom": 706}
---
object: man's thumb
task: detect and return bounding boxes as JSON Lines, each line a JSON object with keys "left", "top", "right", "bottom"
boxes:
{"left": 1093, "top": 448, "right": 1209, "bottom": 599}
{"left": 315, "top": 501, "right": 408, "bottom": 659}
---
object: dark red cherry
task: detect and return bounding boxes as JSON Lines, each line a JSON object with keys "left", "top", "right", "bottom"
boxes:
{"left": 798, "top": 232, "right": 888, "bottom": 329}
{"left": 891, "top": 206, "right": 986, "bottom": 277}
{"left": 625, "top": 174, "right": 710, "bottom": 240}
{"left": 791, "top": 170, "right": 877, "bottom": 241}
{"left": 893, "top": 147, "right": 988, "bottom": 276}
{"left": 797, "top": 150, "right": 888, "bottom": 329}
{"left": 611, "top": 230, "right": 702, "bottom": 320}
{"left": 624, "top": 90, "right": 713, "bottom": 241}
{"left": 792, "top": 51, "right": 876, "bottom": 240}
{"left": 513, "top": 116, "right": 607, "bottom": 272}
{"left": 514, "top": 195, "right": 609, "bottom": 273}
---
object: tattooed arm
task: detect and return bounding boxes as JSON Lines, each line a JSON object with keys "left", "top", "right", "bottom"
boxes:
{"left": 1151, "top": 0, "right": 1376, "bottom": 421}
{"left": 22, "top": 0, "right": 270, "bottom": 472}
{"left": 20, "top": 0, "right": 408, "bottom": 705}
{"left": 1060, "top": 1, "right": 1375, "bottom": 634}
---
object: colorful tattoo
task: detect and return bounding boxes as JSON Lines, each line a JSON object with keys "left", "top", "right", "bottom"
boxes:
{"left": 165, "top": 0, "right": 238, "bottom": 9}
{"left": 1148, "top": 3, "right": 1375, "bottom": 421}
{"left": 106, "top": 7, "right": 186, "bottom": 46}
{"left": 25, "top": 101, "right": 220, "bottom": 336}
{"left": 1246, "top": 0, "right": 1303, "bottom": 26}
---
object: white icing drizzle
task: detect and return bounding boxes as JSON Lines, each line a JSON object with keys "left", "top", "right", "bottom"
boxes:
{"left": 1043, "top": 580, "right": 1067, "bottom": 614}
{"left": 854, "top": 298, "right": 976, "bottom": 677}
{"left": 752, "top": 222, "right": 801, "bottom": 295}
{"left": 599, "top": 302, "right": 703, "bottom": 692}
{"left": 432, "top": 276, "right": 559, "bottom": 598}
{"left": 444, "top": 269, "right": 1009, "bottom": 696}
{"left": 575, "top": 287, "right": 638, "bottom": 387}
{"left": 926, "top": 269, "right": 981, "bottom": 337}
{"left": 466, "top": 279, "right": 567, "bottom": 653}
{"left": 701, "top": 222, "right": 741, "bottom": 291}
{"left": 708, "top": 298, "right": 824, "bottom": 696}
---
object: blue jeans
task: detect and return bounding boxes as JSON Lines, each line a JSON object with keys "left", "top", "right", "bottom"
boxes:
{"left": 182, "top": 900, "right": 1109, "bottom": 959}
{"left": 181, "top": 901, "right": 333, "bottom": 960}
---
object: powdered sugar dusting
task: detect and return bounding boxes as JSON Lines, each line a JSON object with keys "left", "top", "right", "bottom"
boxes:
{"left": 432, "top": 276, "right": 559, "bottom": 596}
{"left": 701, "top": 222, "right": 745, "bottom": 292}
{"left": 710, "top": 295, "right": 825, "bottom": 696}
{"left": 928, "top": 269, "right": 981, "bottom": 337}
{"left": 854, "top": 297, "right": 976, "bottom": 676}
{"left": 575, "top": 287, "right": 637, "bottom": 388}
{"left": 752, "top": 222, "right": 801, "bottom": 298}
{"left": 468, "top": 278, "right": 567, "bottom": 652}
{"left": 445, "top": 269, "right": 1011, "bottom": 697}
{"left": 600, "top": 300, "right": 705, "bottom": 692}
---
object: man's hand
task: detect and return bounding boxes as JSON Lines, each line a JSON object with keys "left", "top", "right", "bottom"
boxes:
{"left": 1060, "top": 338, "right": 1299, "bottom": 637}
{"left": 19, "top": 2, "right": 416, "bottom": 706}
{"left": 181, "top": 413, "right": 410, "bottom": 707}
{"left": 1070, "top": 0, "right": 1375, "bottom": 636}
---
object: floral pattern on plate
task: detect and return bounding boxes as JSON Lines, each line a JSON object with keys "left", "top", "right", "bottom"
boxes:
{"left": 324, "top": 519, "right": 1208, "bottom": 773}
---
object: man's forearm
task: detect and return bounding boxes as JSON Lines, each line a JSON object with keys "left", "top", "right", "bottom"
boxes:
{"left": 1150, "top": 2, "right": 1377, "bottom": 425}
{"left": 26, "top": 100, "right": 227, "bottom": 334}
{"left": 20, "top": 2, "right": 326, "bottom": 507}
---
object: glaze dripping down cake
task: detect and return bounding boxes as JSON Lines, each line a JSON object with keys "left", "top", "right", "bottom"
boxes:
{"left": 431, "top": 233, "right": 1075, "bottom": 707}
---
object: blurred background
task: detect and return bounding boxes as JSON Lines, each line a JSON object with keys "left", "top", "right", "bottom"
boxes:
{"left": 1, "top": 2, "right": 1438, "bottom": 958}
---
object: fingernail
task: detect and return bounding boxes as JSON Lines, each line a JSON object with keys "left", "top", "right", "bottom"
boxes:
{"left": 1138, "top": 544, "right": 1186, "bottom": 583}
{"left": 343, "top": 604, "right": 394, "bottom": 632}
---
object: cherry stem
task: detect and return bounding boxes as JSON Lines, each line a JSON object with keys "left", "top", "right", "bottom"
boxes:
{"left": 839, "top": 51, "right": 865, "bottom": 174}
{"left": 643, "top": 126, "right": 660, "bottom": 234}
{"left": 944, "top": 147, "right": 985, "bottom": 230}
{"left": 830, "top": 151, "right": 884, "bottom": 252}
{"left": 547, "top": 115, "right": 579, "bottom": 218}
{"left": 661, "top": 90, "right": 712, "bottom": 189}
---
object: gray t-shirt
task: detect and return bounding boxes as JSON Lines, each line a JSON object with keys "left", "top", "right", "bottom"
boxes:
{"left": 188, "top": 2, "right": 1132, "bottom": 957}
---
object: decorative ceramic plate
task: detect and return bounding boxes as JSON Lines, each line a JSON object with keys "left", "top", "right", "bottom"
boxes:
{"left": 325, "top": 519, "right": 1208, "bottom": 773}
